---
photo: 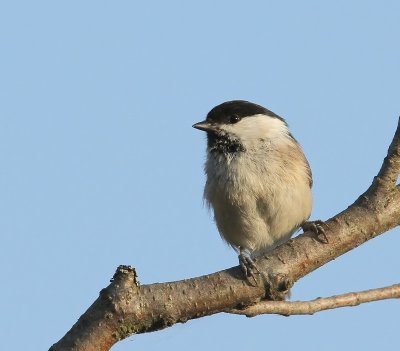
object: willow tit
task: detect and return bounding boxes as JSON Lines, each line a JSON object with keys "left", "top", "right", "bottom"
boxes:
{"left": 193, "top": 100, "right": 322, "bottom": 278}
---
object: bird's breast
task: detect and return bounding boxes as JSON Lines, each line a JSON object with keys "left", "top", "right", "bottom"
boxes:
{"left": 204, "top": 148, "right": 313, "bottom": 253}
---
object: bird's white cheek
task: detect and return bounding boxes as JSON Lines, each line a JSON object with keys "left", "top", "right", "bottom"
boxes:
{"left": 222, "top": 115, "right": 290, "bottom": 146}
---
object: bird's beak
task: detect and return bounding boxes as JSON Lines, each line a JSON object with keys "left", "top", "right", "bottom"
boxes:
{"left": 192, "top": 120, "right": 217, "bottom": 133}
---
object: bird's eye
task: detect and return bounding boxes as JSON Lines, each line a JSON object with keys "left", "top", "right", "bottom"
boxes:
{"left": 230, "top": 114, "right": 241, "bottom": 124}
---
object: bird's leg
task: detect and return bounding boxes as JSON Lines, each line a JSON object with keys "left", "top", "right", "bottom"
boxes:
{"left": 302, "top": 220, "right": 329, "bottom": 243}
{"left": 238, "top": 247, "right": 260, "bottom": 282}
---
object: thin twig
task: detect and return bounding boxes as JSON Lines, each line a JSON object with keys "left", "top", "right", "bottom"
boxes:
{"left": 229, "top": 284, "right": 400, "bottom": 317}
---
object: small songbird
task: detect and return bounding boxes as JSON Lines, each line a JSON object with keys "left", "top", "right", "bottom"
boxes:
{"left": 193, "top": 100, "right": 322, "bottom": 278}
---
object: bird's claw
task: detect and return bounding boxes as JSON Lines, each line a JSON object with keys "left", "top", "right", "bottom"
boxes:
{"left": 302, "top": 220, "right": 329, "bottom": 243}
{"left": 239, "top": 250, "right": 260, "bottom": 284}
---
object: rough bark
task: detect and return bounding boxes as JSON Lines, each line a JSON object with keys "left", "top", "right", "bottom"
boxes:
{"left": 50, "top": 118, "right": 400, "bottom": 351}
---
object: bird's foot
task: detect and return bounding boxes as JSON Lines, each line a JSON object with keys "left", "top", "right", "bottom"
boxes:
{"left": 302, "top": 220, "right": 329, "bottom": 243}
{"left": 238, "top": 249, "right": 260, "bottom": 283}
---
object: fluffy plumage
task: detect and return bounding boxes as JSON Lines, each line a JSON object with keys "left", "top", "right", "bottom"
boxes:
{"left": 194, "top": 100, "right": 313, "bottom": 268}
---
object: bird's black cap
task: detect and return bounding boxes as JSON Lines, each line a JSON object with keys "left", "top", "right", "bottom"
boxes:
{"left": 206, "top": 100, "right": 285, "bottom": 125}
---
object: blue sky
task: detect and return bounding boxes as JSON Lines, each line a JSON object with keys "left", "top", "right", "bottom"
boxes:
{"left": 1, "top": 1, "right": 399, "bottom": 350}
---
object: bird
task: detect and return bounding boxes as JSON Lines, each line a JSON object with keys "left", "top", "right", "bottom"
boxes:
{"left": 193, "top": 100, "right": 324, "bottom": 279}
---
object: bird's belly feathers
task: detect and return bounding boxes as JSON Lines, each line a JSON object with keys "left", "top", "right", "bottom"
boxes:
{"left": 204, "top": 152, "right": 312, "bottom": 256}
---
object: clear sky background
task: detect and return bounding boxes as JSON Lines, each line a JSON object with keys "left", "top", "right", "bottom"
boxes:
{"left": 1, "top": 1, "right": 399, "bottom": 350}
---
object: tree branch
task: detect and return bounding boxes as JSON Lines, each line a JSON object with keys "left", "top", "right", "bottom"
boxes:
{"left": 229, "top": 283, "right": 400, "bottom": 316}
{"left": 50, "top": 118, "right": 400, "bottom": 351}
{"left": 375, "top": 118, "right": 400, "bottom": 188}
